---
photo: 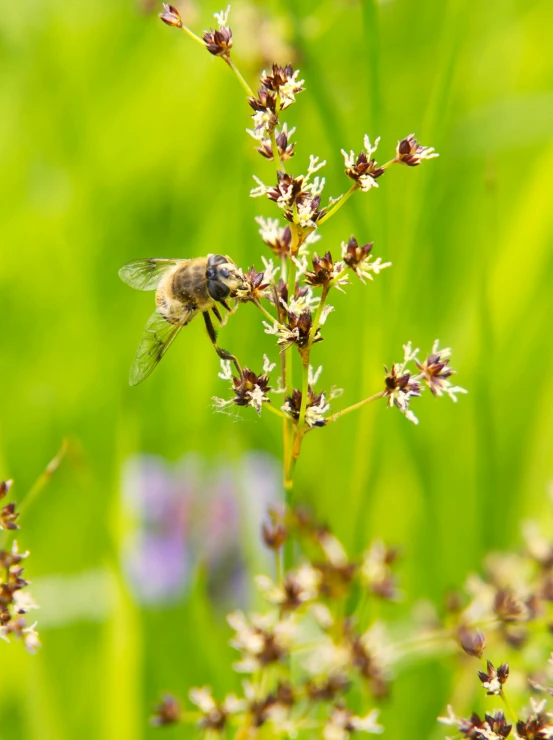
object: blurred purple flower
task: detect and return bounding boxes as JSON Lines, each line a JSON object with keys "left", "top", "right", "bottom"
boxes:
{"left": 121, "top": 452, "right": 281, "bottom": 606}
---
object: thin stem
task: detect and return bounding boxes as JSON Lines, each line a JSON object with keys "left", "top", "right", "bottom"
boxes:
{"left": 179, "top": 25, "right": 206, "bottom": 48}
{"left": 500, "top": 689, "right": 518, "bottom": 725}
{"left": 269, "top": 129, "right": 287, "bottom": 176}
{"left": 328, "top": 390, "right": 386, "bottom": 423}
{"left": 252, "top": 298, "right": 284, "bottom": 328}
{"left": 224, "top": 56, "right": 255, "bottom": 97}
{"left": 296, "top": 361, "right": 310, "bottom": 431}
{"left": 282, "top": 234, "right": 298, "bottom": 496}
{"left": 317, "top": 184, "right": 358, "bottom": 226}
{"left": 19, "top": 439, "right": 68, "bottom": 514}
{"left": 264, "top": 403, "right": 290, "bottom": 421}
{"left": 275, "top": 549, "right": 283, "bottom": 584}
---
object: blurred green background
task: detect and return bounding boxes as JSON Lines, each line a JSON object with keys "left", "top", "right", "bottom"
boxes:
{"left": 1, "top": 0, "right": 553, "bottom": 736}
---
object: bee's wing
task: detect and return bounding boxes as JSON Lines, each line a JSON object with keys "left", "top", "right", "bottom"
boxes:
{"left": 129, "top": 307, "right": 198, "bottom": 386}
{"left": 119, "top": 259, "right": 185, "bottom": 291}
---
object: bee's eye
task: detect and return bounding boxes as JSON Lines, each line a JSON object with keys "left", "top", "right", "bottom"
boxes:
{"left": 206, "top": 267, "right": 217, "bottom": 280}
{"left": 208, "top": 280, "right": 230, "bottom": 301}
{"left": 219, "top": 267, "right": 229, "bottom": 279}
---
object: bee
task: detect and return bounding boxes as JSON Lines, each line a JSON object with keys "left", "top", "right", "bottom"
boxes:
{"left": 119, "top": 254, "right": 245, "bottom": 385}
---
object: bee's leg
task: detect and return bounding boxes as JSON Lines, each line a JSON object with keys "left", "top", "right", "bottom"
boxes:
{"left": 220, "top": 298, "right": 240, "bottom": 320}
{"left": 203, "top": 311, "right": 242, "bottom": 378}
{"left": 211, "top": 305, "right": 223, "bottom": 324}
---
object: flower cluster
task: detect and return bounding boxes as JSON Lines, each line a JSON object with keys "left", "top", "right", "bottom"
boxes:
{"left": 384, "top": 340, "right": 467, "bottom": 424}
{"left": 342, "top": 135, "right": 384, "bottom": 191}
{"left": 202, "top": 5, "right": 232, "bottom": 58}
{"left": 0, "top": 481, "right": 40, "bottom": 654}
{"left": 248, "top": 63, "right": 305, "bottom": 136}
{"left": 251, "top": 157, "right": 328, "bottom": 232}
{"left": 152, "top": 510, "right": 400, "bottom": 736}
{"left": 151, "top": 9, "right": 470, "bottom": 737}
{"left": 395, "top": 134, "right": 439, "bottom": 167}
{"left": 435, "top": 512, "right": 553, "bottom": 740}
{"left": 155, "top": 4, "right": 456, "bottom": 471}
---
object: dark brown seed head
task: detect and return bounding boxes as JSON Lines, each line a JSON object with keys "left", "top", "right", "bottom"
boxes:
{"left": 202, "top": 26, "right": 233, "bottom": 57}
{"left": 458, "top": 625, "right": 486, "bottom": 659}
{"left": 159, "top": 3, "right": 182, "bottom": 27}
{"left": 150, "top": 694, "right": 181, "bottom": 726}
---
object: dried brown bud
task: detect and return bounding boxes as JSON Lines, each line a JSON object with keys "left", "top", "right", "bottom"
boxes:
{"left": 282, "top": 387, "right": 329, "bottom": 428}
{"left": 0, "top": 501, "right": 19, "bottom": 531}
{"left": 494, "top": 588, "right": 528, "bottom": 622}
{"left": 304, "top": 252, "right": 335, "bottom": 288}
{"left": 158, "top": 3, "right": 182, "bottom": 27}
{"left": 202, "top": 26, "right": 233, "bottom": 57}
{"left": 478, "top": 660, "right": 510, "bottom": 695}
{"left": 307, "top": 675, "right": 350, "bottom": 702}
{"left": 262, "top": 508, "right": 287, "bottom": 551}
{"left": 231, "top": 368, "right": 271, "bottom": 414}
{"left": 458, "top": 625, "right": 486, "bottom": 659}
{"left": 342, "top": 236, "right": 373, "bottom": 269}
{"left": 395, "top": 134, "right": 439, "bottom": 166}
{"left": 150, "top": 694, "right": 181, "bottom": 726}
{"left": 445, "top": 589, "right": 464, "bottom": 613}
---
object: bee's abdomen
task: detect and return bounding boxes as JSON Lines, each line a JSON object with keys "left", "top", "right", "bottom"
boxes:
{"left": 172, "top": 261, "right": 211, "bottom": 307}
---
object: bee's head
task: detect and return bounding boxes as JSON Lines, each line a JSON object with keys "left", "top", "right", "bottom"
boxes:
{"left": 206, "top": 254, "right": 245, "bottom": 301}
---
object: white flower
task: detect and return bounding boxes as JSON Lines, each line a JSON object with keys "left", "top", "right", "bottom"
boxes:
{"left": 318, "top": 531, "right": 348, "bottom": 566}
{"left": 250, "top": 175, "right": 270, "bottom": 198}
{"left": 291, "top": 254, "right": 309, "bottom": 277}
{"left": 307, "top": 155, "right": 326, "bottom": 178}
{"left": 213, "top": 5, "right": 231, "bottom": 28}
{"left": 261, "top": 256, "right": 280, "bottom": 284}
{"left": 278, "top": 68, "right": 305, "bottom": 109}
{"left": 255, "top": 564, "right": 321, "bottom": 608}
{"left": 361, "top": 540, "right": 389, "bottom": 587}
{"left": 218, "top": 359, "right": 233, "bottom": 380}
{"left": 310, "top": 603, "right": 334, "bottom": 630}
{"left": 263, "top": 354, "right": 276, "bottom": 374}
{"left": 256, "top": 216, "right": 285, "bottom": 243}
{"left": 251, "top": 109, "right": 277, "bottom": 135}
{"left": 249, "top": 384, "right": 268, "bottom": 414}
{"left": 13, "top": 590, "right": 39, "bottom": 614}
{"left": 227, "top": 610, "right": 296, "bottom": 672}
{"left": 304, "top": 393, "right": 330, "bottom": 428}
{"left": 281, "top": 288, "right": 319, "bottom": 317}
{"left": 319, "top": 305, "right": 335, "bottom": 325}
{"left": 437, "top": 705, "right": 458, "bottom": 726}
{"left": 324, "top": 707, "right": 383, "bottom": 739}
{"left": 263, "top": 321, "right": 299, "bottom": 347}
{"left": 341, "top": 135, "right": 381, "bottom": 192}
{"left": 189, "top": 686, "right": 246, "bottom": 728}
{"left": 308, "top": 365, "right": 323, "bottom": 386}
{"left": 23, "top": 621, "right": 41, "bottom": 654}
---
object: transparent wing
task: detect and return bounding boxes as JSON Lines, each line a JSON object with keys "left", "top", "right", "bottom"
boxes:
{"left": 119, "top": 259, "right": 185, "bottom": 291}
{"left": 129, "top": 307, "right": 198, "bottom": 386}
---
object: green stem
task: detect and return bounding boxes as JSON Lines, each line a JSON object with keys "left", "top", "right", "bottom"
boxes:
{"left": 19, "top": 440, "right": 67, "bottom": 514}
{"left": 264, "top": 403, "right": 290, "bottom": 421}
{"left": 328, "top": 391, "right": 386, "bottom": 423}
{"left": 296, "top": 362, "right": 310, "bottom": 431}
{"left": 275, "top": 549, "right": 283, "bottom": 584}
{"left": 317, "top": 184, "right": 358, "bottom": 226}
{"left": 179, "top": 25, "right": 206, "bottom": 48}
{"left": 269, "top": 129, "right": 287, "bottom": 176}
{"left": 224, "top": 56, "right": 255, "bottom": 98}
{"left": 252, "top": 298, "right": 285, "bottom": 329}
{"left": 500, "top": 689, "right": 518, "bottom": 725}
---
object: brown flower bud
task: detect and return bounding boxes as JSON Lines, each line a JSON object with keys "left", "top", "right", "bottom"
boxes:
{"left": 159, "top": 4, "right": 182, "bottom": 27}
{"left": 458, "top": 625, "right": 486, "bottom": 659}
